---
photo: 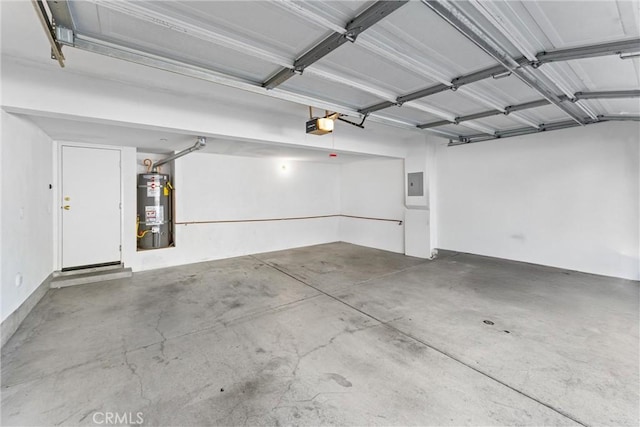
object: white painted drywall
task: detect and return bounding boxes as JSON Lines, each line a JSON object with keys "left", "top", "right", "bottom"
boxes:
{"left": 340, "top": 159, "right": 405, "bottom": 253}
{"left": 436, "top": 121, "right": 640, "bottom": 280}
{"left": 1, "top": 111, "right": 54, "bottom": 322}
{"left": 1, "top": 58, "right": 416, "bottom": 160}
{"left": 404, "top": 209, "right": 430, "bottom": 259}
{"left": 403, "top": 141, "right": 435, "bottom": 258}
{"left": 125, "top": 152, "right": 341, "bottom": 271}
{"left": 405, "top": 142, "right": 429, "bottom": 209}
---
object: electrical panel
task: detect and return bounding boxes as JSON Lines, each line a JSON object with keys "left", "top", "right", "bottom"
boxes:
{"left": 407, "top": 172, "right": 424, "bottom": 197}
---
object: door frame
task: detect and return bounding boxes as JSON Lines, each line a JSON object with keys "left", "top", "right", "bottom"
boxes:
{"left": 54, "top": 141, "right": 125, "bottom": 271}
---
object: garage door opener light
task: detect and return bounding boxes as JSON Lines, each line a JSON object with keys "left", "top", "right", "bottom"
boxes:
{"left": 306, "top": 107, "right": 338, "bottom": 135}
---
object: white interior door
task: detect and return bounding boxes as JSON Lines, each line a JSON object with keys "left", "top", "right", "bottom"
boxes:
{"left": 61, "top": 146, "right": 121, "bottom": 269}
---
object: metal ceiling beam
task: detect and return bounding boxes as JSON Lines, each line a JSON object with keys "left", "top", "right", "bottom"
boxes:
{"left": 505, "top": 98, "right": 556, "bottom": 113}
{"left": 417, "top": 89, "right": 640, "bottom": 129}
{"left": 41, "top": 0, "right": 638, "bottom": 141}
{"left": 421, "top": 0, "right": 585, "bottom": 125}
{"left": 39, "top": 0, "right": 441, "bottom": 137}
{"left": 42, "top": 0, "right": 435, "bottom": 137}
{"left": 52, "top": 35, "right": 434, "bottom": 136}
{"left": 272, "top": 1, "right": 452, "bottom": 85}
{"left": 396, "top": 84, "right": 451, "bottom": 105}
{"left": 536, "top": 39, "right": 640, "bottom": 64}
{"left": 358, "top": 38, "right": 640, "bottom": 115}
{"left": 359, "top": 39, "right": 638, "bottom": 116}
{"left": 72, "top": 37, "right": 353, "bottom": 114}
{"left": 457, "top": 109, "right": 503, "bottom": 123}
{"left": 575, "top": 90, "right": 640, "bottom": 100}
{"left": 359, "top": 101, "right": 398, "bottom": 115}
{"left": 451, "top": 60, "right": 528, "bottom": 87}
{"left": 85, "top": 0, "right": 406, "bottom": 104}
{"left": 358, "top": 64, "right": 527, "bottom": 115}
{"left": 465, "top": 1, "right": 599, "bottom": 123}
{"left": 597, "top": 115, "right": 640, "bottom": 121}
{"left": 270, "top": 0, "right": 541, "bottom": 127}
{"left": 449, "top": 115, "right": 639, "bottom": 146}
{"left": 417, "top": 119, "right": 451, "bottom": 130}
{"left": 57, "top": 0, "right": 409, "bottom": 109}
{"left": 450, "top": 119, "right": 585, "bottom": 145}
{"left": 359, "top": 83, "right": 451, "bottom": 115}
{"left": 263, "top": 1, "right": 408, "bottom": 89}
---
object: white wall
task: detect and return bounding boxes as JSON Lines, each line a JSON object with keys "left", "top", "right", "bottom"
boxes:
{"left": 1, "top": 58, "right": 415, "bottom": 161}
{"left": 340, "top": 159, "right": 405, "bottom": 253}
{"left": 125, "top": 152, "right": 341, "bottom": 271}
{"left": 403, "top": 141, "right": 434, "bottom": 258}
{"left": 1, "top": 111, "right": 54, "bottom": 322}
{"left": 436, "top": 121, "right": 640, "bottom": 280}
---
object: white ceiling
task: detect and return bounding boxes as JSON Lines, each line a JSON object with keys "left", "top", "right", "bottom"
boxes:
{"left": 24, "top": 115, "right": 385, "bottom": 164}
{"left": 2, "top": 0, "right": 639, "bottom": 143}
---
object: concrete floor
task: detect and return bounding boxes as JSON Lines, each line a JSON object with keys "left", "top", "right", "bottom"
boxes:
{"left": 1, "top": 242, "right": 638, "bottom": 426}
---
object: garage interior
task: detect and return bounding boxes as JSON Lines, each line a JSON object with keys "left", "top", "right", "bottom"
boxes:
{"left": 1, "top": 1, "right": 639, "bottom": 426}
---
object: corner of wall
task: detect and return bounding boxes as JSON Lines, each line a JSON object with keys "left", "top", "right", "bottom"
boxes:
{"left": 1, "top": 111, "right": 55, "bottom": 326}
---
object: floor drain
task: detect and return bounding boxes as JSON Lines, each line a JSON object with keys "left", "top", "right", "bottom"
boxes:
{"left": 483, "top": 320, "right": 494, "bottom": 325}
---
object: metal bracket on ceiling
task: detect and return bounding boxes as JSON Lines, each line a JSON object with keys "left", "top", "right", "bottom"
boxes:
{"left": 491, "top": 71, "right": 512, "bottom": 80}
{"left": 449, "top": 136, "right": 470, "bottom": 146}
{"left": 55, "top": 26, "right": 74, "bottom": 46}
{"left": 344, "top": 30, "right": 359, "bottom": 43}
{"left": 337, "top": 114, "right": 368, "bottom": 129}
{"left": 32, "top": 0, "right": 66, "bottom": 67}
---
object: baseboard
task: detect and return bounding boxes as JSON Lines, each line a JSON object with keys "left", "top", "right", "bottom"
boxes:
{"left": 1, "top": 273, "right": 52, "bottom": 349}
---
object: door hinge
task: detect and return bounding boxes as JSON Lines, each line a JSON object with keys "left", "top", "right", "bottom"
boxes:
{"left": 119, "top": 202, "right": 122, "bottom": 209}
{"left": 119, "top": 245, "right": 122, "bottom": 252}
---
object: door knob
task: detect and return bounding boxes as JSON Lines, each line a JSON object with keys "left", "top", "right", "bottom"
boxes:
{"left": 63, "top": 205, "right": 71, "bottom": 210}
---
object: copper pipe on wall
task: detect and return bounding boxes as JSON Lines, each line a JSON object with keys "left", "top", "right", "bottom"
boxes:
{"left": 176, "top": 214, "right": 403, "bottom": 226}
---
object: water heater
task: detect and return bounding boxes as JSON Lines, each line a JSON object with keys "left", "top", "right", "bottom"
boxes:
{"left": 135, "top": 137, "right": 206, "bottom": 250}
{"left": 137, "top": 173, "right": 171, "bottom": 249}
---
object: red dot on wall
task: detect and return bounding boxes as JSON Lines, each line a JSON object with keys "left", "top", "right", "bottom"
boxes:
{"left": 329, "top": 153, "right": 338, "bottom": 158}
